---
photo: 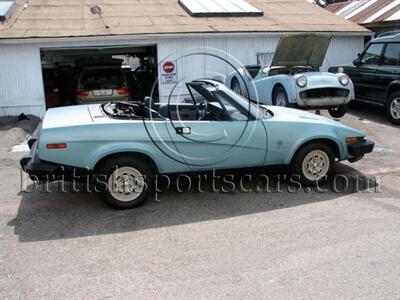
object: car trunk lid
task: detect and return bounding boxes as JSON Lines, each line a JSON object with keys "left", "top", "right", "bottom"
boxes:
{"left": 42, "top": 105, "right": 94, "bottom": 129}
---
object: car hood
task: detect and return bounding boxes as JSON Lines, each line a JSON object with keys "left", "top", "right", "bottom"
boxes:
{"left": 262, "top": 105, "right": 360, "bottom": 132}
{"left": 271, "top": 34, "right": 332, "bottom": 68}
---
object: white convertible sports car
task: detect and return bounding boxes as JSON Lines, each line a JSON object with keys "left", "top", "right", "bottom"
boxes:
{"left": 224, "top": 34, "right": 355, "bottom": 118}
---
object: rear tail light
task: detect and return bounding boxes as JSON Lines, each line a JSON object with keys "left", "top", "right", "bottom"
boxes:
{"left": 77, "top": 90, "right": 89, "bottom": 98}
{"left": 117, "top": 87, "right": 129, "bottom": 96}
{"left": 47, "top": 143, "right": 67, "bottom": 149}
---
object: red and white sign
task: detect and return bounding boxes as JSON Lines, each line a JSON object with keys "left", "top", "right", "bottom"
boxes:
{"left": 161, "top": 60, "right": 178, "bottom": 84}
{"left": 163, "top": 61, "right": 175, "bottom": 73}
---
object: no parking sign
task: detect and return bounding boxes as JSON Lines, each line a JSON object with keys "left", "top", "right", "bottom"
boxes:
{"left": 161, "top": 60, "right": 178, "bottom": 84}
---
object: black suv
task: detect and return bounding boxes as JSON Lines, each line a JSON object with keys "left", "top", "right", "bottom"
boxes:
{"left": 329, "top": 34, "right": 400, "bottom": 125}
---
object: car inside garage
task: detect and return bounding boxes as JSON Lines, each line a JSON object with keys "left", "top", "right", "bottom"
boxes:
{"left": 40, "top": 45, "right": 158, "bottom": 108}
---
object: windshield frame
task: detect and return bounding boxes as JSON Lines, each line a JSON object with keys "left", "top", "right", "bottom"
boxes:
{"left": 219, "top": 84, "right": 273, "bottom": 120}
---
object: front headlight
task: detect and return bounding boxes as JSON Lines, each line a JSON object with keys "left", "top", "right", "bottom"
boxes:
{"left": 339, "top": 74, "right": 349, "bottom": 86}
{"left": 296, "top": 76, "right": 307, "bottom": 88}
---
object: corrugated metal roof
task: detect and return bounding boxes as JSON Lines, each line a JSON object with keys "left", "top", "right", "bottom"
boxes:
{"left": 0, "top": 0, "right": 368, "bottom": 39}
{"left": 327, "top": 0, "right": 400, "bottom": 24}
{"left": 325, "top": 2, "right": 351, "bottom": 14}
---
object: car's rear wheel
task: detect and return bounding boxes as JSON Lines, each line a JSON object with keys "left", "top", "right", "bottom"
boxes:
{"left": 290, "top": 142, "right": 334, "bottom": 186}
{"left": 95, "top": 156, "right": 154, "bottom": 209}
{"left": 272, "top": 86, "right": 289, "bottom": 107}
{"left": 387, "top": 92, "right": 400, "bottom": 125}
{"left": 328, "top": 105, "right": 347, "bottom": 118}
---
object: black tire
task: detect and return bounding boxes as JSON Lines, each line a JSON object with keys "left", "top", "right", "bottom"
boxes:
{"left": 272, "top": 86, "right": 289, "bottom": 107}
{"left": 328, "top": 105, "right": 347, "bottom": 118}
{"left": 386, "top": 92, "right": 400, "bottom": 125}
{"left": 290, "top": 142, "right": 334, "bottom": 186}
{"left": 95, "top": 155, "right": 155, "bottom": 209}
{"left": 231, "top": 77, "right": 248, "bottom": 98}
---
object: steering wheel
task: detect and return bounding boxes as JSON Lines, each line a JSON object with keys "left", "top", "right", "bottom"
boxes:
{"left": 196, "top": 101, "right": 208, "bottom": 120}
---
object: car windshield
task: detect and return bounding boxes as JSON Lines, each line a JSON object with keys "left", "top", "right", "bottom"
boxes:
{"left": 80, "top": 68, "right": 124, "bottom": 90}
{"left": 221, "top": 86, "right": 274, "bottom": 119}
{"left": 187, "top": 83, "right": 215, "bottom": 104}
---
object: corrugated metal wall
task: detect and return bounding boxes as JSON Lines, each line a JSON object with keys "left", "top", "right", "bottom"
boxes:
{"left": 0, "top": 34, "right": 365, "bottom": 117}
{"left": 0, "top": 44, "right": 46, "bottom": 117}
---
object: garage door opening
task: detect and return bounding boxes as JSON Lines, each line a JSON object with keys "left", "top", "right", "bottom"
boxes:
{"left": 40, "top": 45, "right": 158, "bottom": 109}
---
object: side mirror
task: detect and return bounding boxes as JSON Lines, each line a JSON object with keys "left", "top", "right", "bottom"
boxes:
{"left": 353, "top": 57, "right": 361, "bottom": 67}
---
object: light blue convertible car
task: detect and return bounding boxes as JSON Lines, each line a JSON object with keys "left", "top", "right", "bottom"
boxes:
{"left": 225, "top": 34, "right": 354, "bottom": 118}
{"left": 21, "top": 80, "right": 373, "bottom": 209}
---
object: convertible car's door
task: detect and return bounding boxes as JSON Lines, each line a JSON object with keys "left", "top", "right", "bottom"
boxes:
{"left": 166, "top": 120, "right": 267, "bottom": 171}
{"left": 165, "top": 84, "right": 267, "bottom": 171}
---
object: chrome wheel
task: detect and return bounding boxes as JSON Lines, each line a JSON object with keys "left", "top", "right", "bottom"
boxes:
{"left": 390, "top": 98, "right": 400, "bottom": 120}
{"left": 275, "top": 92, "right": 287, "bottom": 107}
{"left": 108, "top": 166, "right": 145, "bottom": 202}
{"left": 301, "top": 150, "right": 330, "bottom": 181}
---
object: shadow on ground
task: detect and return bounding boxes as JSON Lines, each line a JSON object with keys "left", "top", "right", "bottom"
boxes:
{"left": 348, "top": 102, "right": 398, "bottom": 128}
{"left": 0, "top": 115, "right": 40, "bottom": 134}
{"left": 8, "top": 163, "right": 379, "bottom": 242}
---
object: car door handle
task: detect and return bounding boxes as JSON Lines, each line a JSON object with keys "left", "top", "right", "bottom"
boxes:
{"left": 176, "top": 127, "right": 191, "bottom": 134}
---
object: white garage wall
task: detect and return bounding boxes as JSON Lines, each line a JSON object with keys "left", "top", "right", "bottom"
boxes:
{"left": 323, "top": 36, "right": 365, "bottom": 71}
{"left": 0, "top": 44, "right": 46, "bottom": 117}
{"left": 157, "top": 35, "right": 280, "bottom": 102}
{"left": 0, "top": 34, "right": 365, "bottom": 117}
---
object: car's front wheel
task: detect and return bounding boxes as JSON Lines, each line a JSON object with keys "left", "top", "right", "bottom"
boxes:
{"left": 387, "top": 92, "right": 400, "bottom": 125}
{"left": 95, "top": 156, "right": 154, "bottom": 209}
{"left": 272, "top": 86, "right": 289, "bottom": 107}
{"left": 290, "top": 143, "right": 334, "bottom": 186}
{"left": 328, "top": 105, "right": 347, "bottom": 118}
{"left": 231, "top": 77, "right": 248, "bottom": 98}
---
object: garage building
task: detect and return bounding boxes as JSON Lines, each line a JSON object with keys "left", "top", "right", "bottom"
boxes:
{"left": 0, "top": 0, "right": 370, "bottom": 117}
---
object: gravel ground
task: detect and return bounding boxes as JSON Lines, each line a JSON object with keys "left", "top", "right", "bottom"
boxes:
{"left": 0, "top": 105, "right": 399, "bottom": 299}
